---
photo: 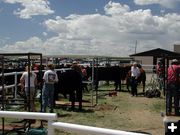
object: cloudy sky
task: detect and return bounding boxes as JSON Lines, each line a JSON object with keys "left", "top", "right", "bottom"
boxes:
{"left": 1, "top": 0, "right": 180, "bottom": 57}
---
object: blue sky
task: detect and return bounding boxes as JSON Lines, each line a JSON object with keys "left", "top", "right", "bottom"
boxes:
{"left": 1, "top": 0, "right": 180, "bottom": 57}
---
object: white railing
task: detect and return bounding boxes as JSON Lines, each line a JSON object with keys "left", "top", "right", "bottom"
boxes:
{"left": 0, "top": 68, "right": 72, "bottom": 99}
{"left": 142, "top": 65, "right": 155, "bottom": 73}
{"left": 0, "top": 111, "right": 57, "bottom": 135}
{"left": 52, "top": 122, "right": 147, "bottom": 135}
{"left": 0, "top": 111, "right": 148, "bottom": 135}
{"left": 0, "top": 71, "right": 24, "bottom": 99}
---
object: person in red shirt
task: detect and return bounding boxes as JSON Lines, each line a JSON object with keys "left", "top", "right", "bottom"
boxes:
{"left": 156, "top": 59, "right": 164, "bottom": 90}
{"left": 166, "top": 59, "right": 180, "bottom": 115}
{"left": 81, "top": 65, "right": 88, "bottom": 92}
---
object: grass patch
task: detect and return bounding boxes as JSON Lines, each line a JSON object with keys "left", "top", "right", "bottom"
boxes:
{"left": 0, "top": 83, "right": 167, "bottom": 135}
{"left": 52, "top": 84, "right": 166, "bottom": 135}
{"left": 150, "top": 99, "right": 166, "bottom": 113}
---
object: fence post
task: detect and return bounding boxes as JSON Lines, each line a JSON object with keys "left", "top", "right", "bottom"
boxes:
{"left": 48, "top": 120, "right": 54, "bottom": 135}
{"left": 14, "top": 72, "right": 17, "bottom": 99}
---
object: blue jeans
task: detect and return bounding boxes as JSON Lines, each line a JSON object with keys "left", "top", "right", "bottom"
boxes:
{"left": 25, "top": 87, "right": 35, "bottom": 112}
{"left": 42, "top": 83, "right": 54, "bottom": 112}
{"left": 166, "top": 83, "right": 179, "bottom": 115}
{"left": 130, "top": 77, "right": 138, "bottom": 96}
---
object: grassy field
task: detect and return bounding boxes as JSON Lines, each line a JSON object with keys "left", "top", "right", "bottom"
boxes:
{"left": 52, "top": 84, "right": 167, "bottom": 135}
{"left": 1, "top": 83, "right": 180, "bottom": 135}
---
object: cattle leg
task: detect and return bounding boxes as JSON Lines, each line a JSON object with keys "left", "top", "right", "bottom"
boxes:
{"left": 142, "top": 81, "right": 146, "bottom": 93}
{"left": 76, "top": 89, "right": 82, "bottom": 111}
{"left": 82, "top": 83, "right": 88, "bottom": 92}
{"left": 54, "top": 87, "right": 59, "bottom": 106}
{"left": 70, "top": 91, "right": 75, "bottom": 111}
{"left": 114, "top": 80, "right": 119, "bottom": 91}
{"left": 119, "top": 80, "right": 121, "bottom": 91}
{"left": 94, "top": 81, "right": 99, "bottom": 91}
{"left": 126, "top": 79, "right": 131, "bottom": 93}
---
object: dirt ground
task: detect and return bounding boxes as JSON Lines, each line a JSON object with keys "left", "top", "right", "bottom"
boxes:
{"left": 1, "top": 73, "right": 180, "bottom": 135}
{"left": 52, "top": 91, "right": 168, "bottom": 135}
{"left": 52, "top": 77, "right": 180, "bottom": 135}
{"left": 105, "top": 93, "right": 165, "bottom": 135}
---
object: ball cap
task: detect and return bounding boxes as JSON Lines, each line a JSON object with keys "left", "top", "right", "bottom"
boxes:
{"left": 72, "top": 61, "right": 77, "bottom": 64}
{"left": 171, "top": 59, "right": 178, "bottom": 64}
{"left": 172, "top": 59, "right": 178, "bottom": 63}
{"left": 133, "top": 62, "right": 137, "bottom": 65}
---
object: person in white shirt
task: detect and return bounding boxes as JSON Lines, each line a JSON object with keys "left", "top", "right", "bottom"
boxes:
{"left": 42, "top": 64, "right": 58, "bottom": 113}
{"left": 130, "top": 62, "right": 140, "bottom": 96}
{"left": 20, "top": 66, "right": 37, "bottom": 112}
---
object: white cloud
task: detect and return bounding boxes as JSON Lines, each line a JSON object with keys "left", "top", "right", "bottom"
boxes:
{"left": 104, "top": 1, "right": 130, "bottom": 15}
{"left": 41, "top": 2, "right": 180, "bottom": 56}
{"left": 42, "top": 32, "right": 47, "bottom": 36}
{"left": 2, "top": 1, "right": 180, "bottom": 56}
{"left": 134, "top": 0, "right": 180, "bottom": 9}
{"left": 4, "top": 0, "right": 54, "bottom": 19}
{"left": 95, "top": 9, "right": 98, "bottom": 13}
{"left": 2, "top": 37, "right": 45, "bottom": 53}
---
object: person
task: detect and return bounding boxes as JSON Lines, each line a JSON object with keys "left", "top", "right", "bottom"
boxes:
{"left": 81, "top": 65, "right": 88, "bottom": 92}
{"left": 166, "top": 59, "right": 180, "bottom": 115}
{"left": 71, "top": 61, "right": 82, "bottom": 76}
{"left": 42, "top": 64, "right": 58, "bottom": 113}
{"left": 126, "top": 70, "right": 131, "bottom": 92}
{"left": 130, "top": 62, "right": 140, "bottom": 97}
{"left": 137, "top": 64, "right": 146, "bottom": 93}
{"left": 20, "top": 66, "right": 37, "bottom": 112}
{"left": 156, "top": 59, "right": 164, "bottom": 90}
{"left": 81, "top": 65, "right": 87, "bottom": 80}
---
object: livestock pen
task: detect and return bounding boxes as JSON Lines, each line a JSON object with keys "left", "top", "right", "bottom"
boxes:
{"left": 0, "top": 70, "right": 168, "bottom": 135}
{"left": 0, "top": 54, "right": 172, "bottom": 135}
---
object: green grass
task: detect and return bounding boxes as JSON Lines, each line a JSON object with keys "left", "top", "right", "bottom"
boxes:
{"left": 0, "top": 83, "right": 166, "bottom": 135}
{"left": 150, "top": 99, "right": 166, "bottom": 113}
{"left": 52, "top": 83, "right": 166, "bottom": 135}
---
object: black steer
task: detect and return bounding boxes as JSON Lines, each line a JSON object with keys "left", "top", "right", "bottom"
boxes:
{"left": 54, "top": 69, "right": 83, "bottom": 110}
{"left": 86, "top": 66, "right": 124, "bottom": 91}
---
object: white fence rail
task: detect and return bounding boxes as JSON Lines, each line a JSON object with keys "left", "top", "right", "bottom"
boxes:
{"left": 0, "top": 111, "right": 148, "bottom": 135}
{"left": 0, "top": 111, "right": 57, "bottom": 135}
{"left": 52, "top": 122, "right": 147, "bottom": 135}
{"left": 0, "top": 68, "right": 73, "bottom": 99}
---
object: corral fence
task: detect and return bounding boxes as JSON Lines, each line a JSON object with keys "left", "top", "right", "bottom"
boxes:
{"left": 142, "top": 65, "right": 155, "bottom": 73}
{"left": 0, "top": 68, "right": 94, "bottom": 99}
{"left": 0, "top": 65, "right": 157, "bottom": 106}
{"left": 0, "top": 67, "right": 154, "bottom": 135}
{"left": 0, "top": 111, "right": 148, "bottom": 135}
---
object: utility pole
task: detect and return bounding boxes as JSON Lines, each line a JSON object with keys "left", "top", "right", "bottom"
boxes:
{"left": 135, "top": 40, "right": 137, "bottom": 54}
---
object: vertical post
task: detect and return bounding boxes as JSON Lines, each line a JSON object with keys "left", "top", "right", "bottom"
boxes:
{"left": 1, "top": 55, "right": 5, "bottom": 134}
{"left": 162, "top": 56, "right": 166, "bottom": 96}
{"left": 165, "top": 57, "right": 169, "bottom": 115}
{"left": 91, "top": 58, "right": 95, "bottom": 106}
{"left": 135, "top": 40, "right": 137, "bottom": 54}
{"left": 48, "top": 120, "right": 54, "bottom": 135}
{"left": 96, "top": 58, "right": 98, "bottom": 105}
{"left": 153, "top": 57, "right": 157, "bottom": 73}
{"left": 14, "top": 72, "right": 17, "bottom": 99}
{"left": 28, "top": 53, "right": 31, "bottom": 112}
{"left": 40, "top": 54, "right": 43, "bottom": 112}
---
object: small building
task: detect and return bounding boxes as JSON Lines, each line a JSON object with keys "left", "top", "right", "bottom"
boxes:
{"left": 174, "top": 44, "right": 180, "bottom": 53}
{"left": 129, "top": 48, "right": 180, "bottom": 72}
